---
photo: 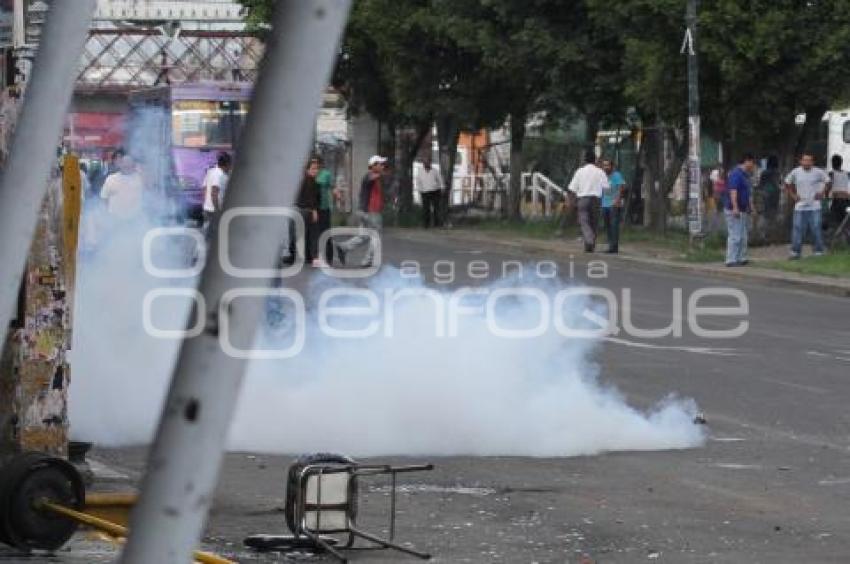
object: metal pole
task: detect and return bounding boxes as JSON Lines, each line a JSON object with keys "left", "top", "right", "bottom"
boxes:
{"left": 12, "top": 0, "right": 24, "bottom": 49}
{"left": 120, "top": 2, "right": 352, "bottom": 563}
{"left": 0, "top": 0, "right": 95, "bottom": 346}
{"left": 684, "top": 0, "right": 703, "bottom": 240}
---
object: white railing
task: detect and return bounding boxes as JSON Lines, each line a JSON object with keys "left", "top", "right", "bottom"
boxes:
{"left": 412, "top": 171, "right": 566, "bottom": 215}
{"left": 521, "top": 171, "right": 567, "bottom": 216}
{"left": 415, "top": 172, "right": 510, "bottom": 208}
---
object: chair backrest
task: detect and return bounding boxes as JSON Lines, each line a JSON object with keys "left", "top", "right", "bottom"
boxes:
{"left": 299, "top": 465, "right": 355, "bottom": 533}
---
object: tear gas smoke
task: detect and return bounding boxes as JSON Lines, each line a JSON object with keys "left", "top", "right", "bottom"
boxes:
{"left": 69, "top": 107, "right": 704, "bottom": 456}
{"left": 70, "top": 220, "right": 705, "bottom": 458}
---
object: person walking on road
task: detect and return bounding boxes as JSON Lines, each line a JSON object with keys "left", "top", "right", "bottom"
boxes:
{"left": 416, "top": 157, "right": 443, "bottom": 228}
{"left": 568, "top": 150, "right": 609, "bottom": 253}
{"left": 723, "top": 154, "right": 755, "bottom": 267}
{"left": 785, "top": 152, "right": 829, "bottom": 259}
{"left": 601, "top": 158, "right": 626, "bottom": 254}
{"left": 201, "top": 151, "right": 232, "bottom": 239}
{"left": 335, "top": 155, "right": 387, "bottom": 267}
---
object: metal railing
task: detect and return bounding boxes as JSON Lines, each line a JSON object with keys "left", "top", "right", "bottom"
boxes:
{"left": 521, "top": 171, "right": 568, "bottom": 216}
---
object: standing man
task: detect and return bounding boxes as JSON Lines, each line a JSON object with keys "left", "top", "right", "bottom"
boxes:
{"left": 315, "top": 155, "right": 335, "bottom": 266}
{"left": 785, "top": 152, "right": 829, "bottom": 259}
{"left": 567, "top": 150, "right": 609, "bottom": 252}
{"left": 416, "top": 157, "right": 443, "bottom": 228}
{"left": 100, "top": 154, "right": 144, "bottom": 221}
{"left": 288, "top": 157, "right": 320, "bottom": 265}
{"left": 723, "top": 154, "right": 755, "bottom": 267}
{"left": 601, "top": 159, "right": 627, "bottom": 254}
{"left": 202, "top": 151, "right": 232, "bottom": 237}
{"left": 335, "top": 155, "right": 387, "bottom": 267}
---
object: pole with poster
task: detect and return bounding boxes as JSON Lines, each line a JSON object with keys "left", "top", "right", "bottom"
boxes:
{"left": 683, "top": 0, "right": 704, "bottom": 243}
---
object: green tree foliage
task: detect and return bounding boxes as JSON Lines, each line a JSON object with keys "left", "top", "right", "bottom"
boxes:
{"left": 241, "top": 0, "right": 850, "bottom": 226}
{"left": 592, "top": 0, "right": 850, "bottom": 163}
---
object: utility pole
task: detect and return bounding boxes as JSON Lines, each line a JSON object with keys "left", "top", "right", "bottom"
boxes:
{"left": 683, "top": 0, "right": 703, "bottom": 243}
{"left": 121, "top": 2, "right": 352, "bottom": 562}
{"left": 0, "top": 1, "right": 94, "bottom": 459}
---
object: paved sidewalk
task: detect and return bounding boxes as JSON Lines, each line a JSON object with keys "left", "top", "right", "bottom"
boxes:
{"left": 389, "top": 228, "right": 850, "bottom": 298}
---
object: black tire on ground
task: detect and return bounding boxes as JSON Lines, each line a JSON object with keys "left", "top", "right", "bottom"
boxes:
{"left": 0, "top": 452, "right": 85, "bottom": 552}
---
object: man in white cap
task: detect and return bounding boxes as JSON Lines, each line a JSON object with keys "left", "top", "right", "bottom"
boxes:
{"left": 335, "top": 155, "right": 387, "bottom": 267}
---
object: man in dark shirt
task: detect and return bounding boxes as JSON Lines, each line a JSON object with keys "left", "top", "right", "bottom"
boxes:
{"left": 286, "top": 158, "right": 320, "bottom": 264}
{"left": 724, "top": 153, "right": 755, "bottom": 267}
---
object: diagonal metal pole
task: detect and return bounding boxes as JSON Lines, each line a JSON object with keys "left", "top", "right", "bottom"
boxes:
{"left": 120, "top": 2, "right": 351, "bottom": 563}
{"left": 0, "top": 0, "right": 95, "bottom": 346}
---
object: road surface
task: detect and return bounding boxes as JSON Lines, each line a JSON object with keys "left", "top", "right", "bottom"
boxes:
{"left": 3, "top": 229, "right": 848, "bottom": 563}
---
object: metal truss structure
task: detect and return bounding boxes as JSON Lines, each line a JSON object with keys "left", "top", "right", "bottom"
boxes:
{"left": 77, "top": 27, "right": 262, "bottom": 90}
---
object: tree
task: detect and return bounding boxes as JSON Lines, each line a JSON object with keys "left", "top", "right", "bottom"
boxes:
{"left": 434, "top": 0, "right": 607, "bottom": 220}
{"left": 240, "top": 0, "right": 487, "bottom": 215}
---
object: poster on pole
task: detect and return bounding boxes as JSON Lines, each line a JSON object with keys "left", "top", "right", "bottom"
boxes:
{"left": 687, "top": 115, "right": 703, "bottom": 235}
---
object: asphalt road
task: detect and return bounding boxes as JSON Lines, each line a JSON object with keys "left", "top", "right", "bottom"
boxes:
{"left": 4, "top": 229, "right": 849, "bottom": 563}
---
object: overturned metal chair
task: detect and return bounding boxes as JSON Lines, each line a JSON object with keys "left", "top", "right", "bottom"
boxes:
{"left": 245, "top": 453, "right": 433, "bottom": 562}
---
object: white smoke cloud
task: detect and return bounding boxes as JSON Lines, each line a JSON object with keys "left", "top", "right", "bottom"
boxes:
{"left": 69, "top": 222, "right": 705, "bottom": 457}
{"left": 69, "top": 104, "right": 703, "bottom": 456}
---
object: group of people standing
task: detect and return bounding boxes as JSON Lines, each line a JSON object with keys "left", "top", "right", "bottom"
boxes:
{"left": 721, "top": 151, "right": 850, "bottom": 266}
{"left": 567, "top": 150, "right": 628, "bottom": 254}
{"left": 201, "top": 151, "right": 388, "bottom": 269}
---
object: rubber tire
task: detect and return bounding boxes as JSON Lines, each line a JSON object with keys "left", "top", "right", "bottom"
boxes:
{"left": 0, "top": 452, "right": 85, "bottom": 552}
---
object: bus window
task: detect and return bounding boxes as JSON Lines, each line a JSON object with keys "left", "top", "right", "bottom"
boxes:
{"left": 844, "top": 120, "right": 850, "bottom": 144}
{"left": 172, "top": 100, "right": 241, "bottom": 148}
{"left": 233, "top": 102, "right": 250, "bottom": 147}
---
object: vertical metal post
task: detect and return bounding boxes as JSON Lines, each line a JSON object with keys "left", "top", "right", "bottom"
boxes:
{"left": 0, "top": 0, "right": 95, "bottom": 346}
{"left": 120, "top": 2, "right": 351, "bottom": 563}
{"left": 684, "top": 0, "right": 703, "bottom": 240}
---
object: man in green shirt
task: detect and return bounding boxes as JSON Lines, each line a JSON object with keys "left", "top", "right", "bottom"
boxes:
{"left": 315, "top": 155, "right": 335, "bottom": 266}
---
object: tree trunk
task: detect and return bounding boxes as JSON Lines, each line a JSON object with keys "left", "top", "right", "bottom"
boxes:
{"left": 396, "top": 119, "right": 431, "bottom": 214}
{"left": 508, "top": 111, "right": 527, "bottom": 221}
{"left": 644, "top": 126, "right": 687, "bottom": 232}
{"left": 659, "top": 131, "right": 688, "bottom": 233}
{"left": 585, "top": 112, "right": 600, "bottom": 146}
{"left": 643, "top": 126, "right": 661, "bottom": 230}
{"left": 437, "top": 115, "right": 460, "bottom": 224}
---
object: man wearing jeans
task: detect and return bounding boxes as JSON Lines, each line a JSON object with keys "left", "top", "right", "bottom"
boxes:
{"left": 568, "top": 150, "right": 609, "bottom": 252}
{"left": 785, "top": 152, "right": 829, "bottom": 259}
{"left": 335, "top": 155, "right": 387, "bottom": 267}
{"left": 601, "top": 159, "right": 626, "bottom": 254}
{"left": 723, "top": 154, "right": 755, "bottom": 267}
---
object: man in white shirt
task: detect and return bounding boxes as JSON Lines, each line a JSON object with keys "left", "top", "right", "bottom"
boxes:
{"left": 202, "top": 152, "right": 232, "bottom": 238}
{"left": 568, "top": 150, "right": 609, "bottom": 252}
{"left": 100, "top": 154, "right": 144, "bottom": 220}
{"left": 415, "top": 157, "right": 443, "bottom": 228}
{"left": 785, "top": 152, "right": 829, "bottom": 258}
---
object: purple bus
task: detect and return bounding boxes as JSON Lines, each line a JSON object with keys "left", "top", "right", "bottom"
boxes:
{"left": 128, "top": 82, "right": 251, "bottom": 221}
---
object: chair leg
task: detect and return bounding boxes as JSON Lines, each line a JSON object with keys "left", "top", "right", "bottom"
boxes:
{"left": 302, "top": 530, "right": 348, "bottom": 563}
{"left": 349, "top": 527, "right": 431, "bottom": 560}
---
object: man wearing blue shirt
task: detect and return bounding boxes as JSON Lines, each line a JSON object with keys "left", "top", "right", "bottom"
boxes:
{"left": 601, "top": 159, "right": 627, "bottom": 253}
{"left": 724, "top": 154, "right": 756, "bottom": 267}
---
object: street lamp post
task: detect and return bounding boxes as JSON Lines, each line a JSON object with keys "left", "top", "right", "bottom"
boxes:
{"left": 684, "top": 0, "right": 703, "bottom": 242}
